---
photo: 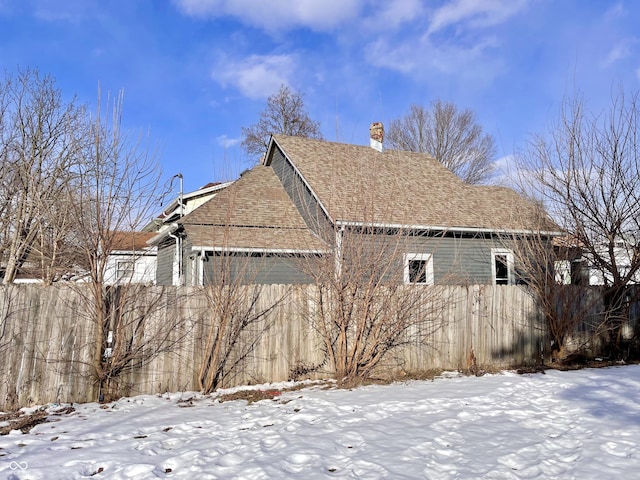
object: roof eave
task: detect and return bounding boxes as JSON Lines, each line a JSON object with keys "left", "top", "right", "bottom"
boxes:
{"left": 190, "top": 246, "right": 330, "bottom": 255}
{"left": 335, "top": 219, "right": 564, "bottom": 237}
{"left": 147, "top": 223, "right": 180, "bottom": 246}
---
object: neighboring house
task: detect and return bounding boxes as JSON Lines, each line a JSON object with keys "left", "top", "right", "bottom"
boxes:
{"left": 587, "top": 239, "right": 640, "bottom": 286}
{"left": 3, "top": 231, "right": 157, "bottom": 285}
{"left": 144, "top": 181, "right": 234, "bottom": 232}
{"left": 150, "top": 129, "right": 559, "bottom": 286}
{"left": 103, "top": 231, "right": 157, "bottom": 285}
{"left": 553, "top": 236, "right": 588, "bottom": 285}
{"left": 553, "top": 236, "right": 640, "bottom": 286}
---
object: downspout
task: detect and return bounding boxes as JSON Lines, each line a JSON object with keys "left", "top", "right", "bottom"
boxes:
{"left": 169, "top": 231, "right": 183, "bottom": 286}
{"left": 199, "top": 251, "right": 205, "bottom": 286}
{"left": 335, "top": 225, "right": 345, "bottom": 279}
{"left": 166, "top": 173, "right": 184, "bottom": 286}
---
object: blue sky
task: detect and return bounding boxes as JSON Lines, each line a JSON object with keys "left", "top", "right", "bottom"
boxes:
{"left": 1, "top": 0, "right": 639, "bottom": 194}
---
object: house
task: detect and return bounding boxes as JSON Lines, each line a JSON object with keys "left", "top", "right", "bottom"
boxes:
{"left": 150, "top": 128, "right": 560, "bottom": 286}
{"left": 144, "top": 180, "right": 234, "bottom": 231}
{"left": 3, "top": 231, "right": 158, "bottom": 285}
{"left": 587, "top": 239, "right": 640, "bottom": 286}
{"left": 103, "top": 231, "right": 158, "bottom": 285}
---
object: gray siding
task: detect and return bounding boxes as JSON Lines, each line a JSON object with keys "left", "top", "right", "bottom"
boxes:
{"left": 203, "top": 252, "right": 315, "bottom": 285}
{"left": 270, "top": 146, "right": 334, "bottom": 243}
{"left": 156, "top": 240, "right": 176, "bottom": 286}
{"left": 192, "top": 234, "right": 526, "bottom": 286}
{"left": 405, "top": 234, "right": 499, "bottom": 284}
{"left": 183, "top": 238, "right": 197, "bottom": 286}
{"left": 348, "top": 230, "right": 521, "bottom": 285}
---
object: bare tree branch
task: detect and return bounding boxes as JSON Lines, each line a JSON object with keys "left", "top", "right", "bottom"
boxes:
{"left": 387, "top": 100, "right": 496, "bottom": 184}
{"left": 516, "top": 89, "right": 640, "bottom": 357}
{"left": 0, "top": 68, "right": 85, "bottom": 283}
{"left": 241, "top": 85, "right": 322, "bottom": 161}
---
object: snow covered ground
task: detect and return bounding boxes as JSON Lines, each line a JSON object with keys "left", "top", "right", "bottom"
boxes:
{"left": 1, "top": 365, "right": 639, "bottom": 479}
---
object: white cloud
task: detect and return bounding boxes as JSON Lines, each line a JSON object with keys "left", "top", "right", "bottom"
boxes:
{"left": 362, "top": 0, "right": 425, "bottom": 31}
{"left": 211, "top": 54, "right": 295, "bottom": 99}
{"left": 427, "top": 0, "right": 528, "bottom": 36}
{"left": 174, "top": 0, "right": 363, "bottom": 32}
{"left": 493, "top": 153, "right": 519, "bottom": 186}
{"left": 604, "top": 2, "right": 626, "bottom": 21}
{"left": 360, "top": 0, "right": 527, "bottom": 91}
{"left": 601, "top": 38, "right": 638, "bottom": 68}
{"left": 215, "top": 134, "right": 241, "bottom": 148}
{"left": 366, "top": 33, "right": 503, "bottom": 85}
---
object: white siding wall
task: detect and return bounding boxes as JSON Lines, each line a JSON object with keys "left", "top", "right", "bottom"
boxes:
{"left": 104, "top": 249, "right": 157, "bottom": 285}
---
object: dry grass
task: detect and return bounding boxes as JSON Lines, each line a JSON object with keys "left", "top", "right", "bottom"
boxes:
{"left": 215, "top": 381, "right": 335, "bottom": 404}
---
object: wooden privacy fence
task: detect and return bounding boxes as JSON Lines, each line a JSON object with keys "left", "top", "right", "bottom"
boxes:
{"left": 0, "top": 283, "right": 600, "bottom": 410}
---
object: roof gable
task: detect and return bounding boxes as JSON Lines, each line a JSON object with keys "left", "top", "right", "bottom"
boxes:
{"left": 181, "top": 165, "right": 328, "bottom": 251}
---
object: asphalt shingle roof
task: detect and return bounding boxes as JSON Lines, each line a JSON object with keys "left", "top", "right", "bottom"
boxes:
{"left": 180, "top": 165, "right": 327, "bottom": 251}
{"left": 271, "top": 135, "right": 556, "bottom": 232}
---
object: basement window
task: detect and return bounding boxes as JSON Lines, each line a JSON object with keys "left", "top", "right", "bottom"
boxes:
{"left": 491, "top": 249, "right": 514, "bottom": 285}
{"left": 404, "top": 253, "right": 434, "bottom": 285}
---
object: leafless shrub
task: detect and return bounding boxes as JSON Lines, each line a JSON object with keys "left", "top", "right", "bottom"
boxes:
{"left": 194, "top": 188, "right": 291, "bottom": 393}
{"left": 298, "top": 222, "right": 447, "bottom": 388}
{"left": 198, "top": 269, "right": 282, "bottom": 394}
{"left": 515, "top": 89, "right": 640, "bottom": 358}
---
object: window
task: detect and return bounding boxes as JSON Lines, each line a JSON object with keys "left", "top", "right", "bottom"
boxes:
{"left": 404, "top": 253, "right": 433, "bottom": 285}
{"left": 555, "top": 258, "right": 586, "bottom": 285}
{"left": 116, "top": 260, "right": 134, "bottom": 283}
{"left": 491, "top": 249, "right": 514, "bottom": 285}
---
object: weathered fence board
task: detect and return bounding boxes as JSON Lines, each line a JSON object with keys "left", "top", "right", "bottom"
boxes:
{"left": 0, "top": 284, "right": 631, "bottom": 410}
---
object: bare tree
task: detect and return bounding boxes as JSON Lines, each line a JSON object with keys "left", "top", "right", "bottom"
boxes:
{"left": 298, "top": 225, "right": 446, "bottom": 387}
{"left": 69, "top": 89, "right": 160, "bottom": 285}
{"left": 505, "top": 205, "right": 603, "bottom": 363}
{"left": 198, "top": 269, "right": 280, "bottom": 394}
{"left": 286, "top": 154, "right": 448, "bottom": 387}
{"left": 63, "top": 89, "right": 182, "bottom": 400}
{"left": 0, "top": 68, "right": 85, "bottom": 283}
{"left": 241, "top": 84, "right": 322, "bottom": 160}
{"left": 387, "top": 100, "right": 496, "bottom": 184}
{"left": 195, "top": 183, "right": 288, "bottom": 393}
{"left": 517, "top": 90, "right": 640, "bottom": 358}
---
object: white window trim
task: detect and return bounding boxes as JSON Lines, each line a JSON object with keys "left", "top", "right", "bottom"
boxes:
{"left": 404, "top": 253, "right": 434, "bottom": 285}
{"left": 116, "top": 259, "right": 134, "bottom": 283}
{"left": 491, "top": 248, "right": 514, "bottom": 285}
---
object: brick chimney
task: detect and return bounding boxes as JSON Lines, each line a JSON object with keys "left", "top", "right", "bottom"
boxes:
{"left": 369, "top": 122, "right": 384, "bottom": 152}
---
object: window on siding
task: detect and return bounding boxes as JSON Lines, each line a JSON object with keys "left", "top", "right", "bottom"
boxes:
{"left": 491, "top": 249, "right": 514, "bottom": 285}
{"left": 116, "top": 260, "right": 134, "bottom": 283}
{"left": 404, "top": 253, "right": 433, "bottom": 285}
{"left": 555, "top": 258, "right": 586, "bottom": 285}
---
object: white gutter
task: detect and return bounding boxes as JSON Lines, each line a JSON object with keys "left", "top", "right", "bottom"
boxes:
{"left": 198, "top": 251, "right": 205, "bottom": 286}
{"left": 147, "top": 223, "right": 180, "bottom": 246}
{"left": 168, "top": 230, "right": 183, "bottom": 286}
{"left": 335, "top": 225, "right": 345, "bottom": 279}
{"left": 191, "top": 246, "right": 329, "bottom": 255}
